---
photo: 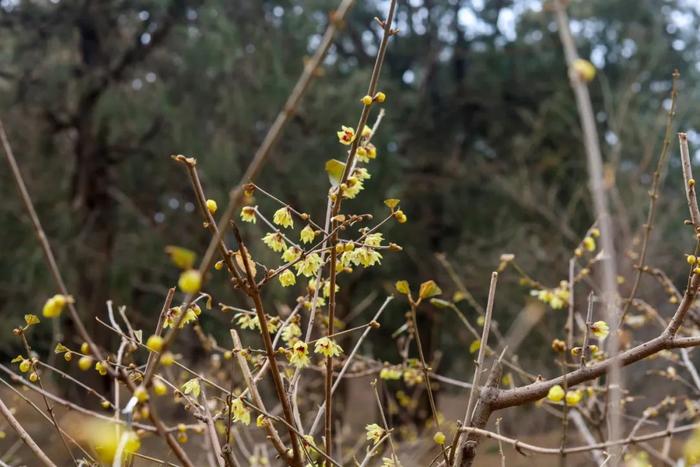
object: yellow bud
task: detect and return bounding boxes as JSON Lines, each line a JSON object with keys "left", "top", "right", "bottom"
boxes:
{"left": 64, "top": 351, "right": 73, "bottom": 362}
{"left": 146, "top": 335, "right": 164, "bottom": 353}
{"left": 433, "top": 431, "right": 446, "bottom": 445}
{"left": 223, "top": 351, "right": 232, "bottom": 360}
{"left": 134, "top": 386, "right": 149, "bottom": 403}
{"left": 18, "top": 359, "right": 31, "bottom": 373}
{"left": 374, "top": 91, "right": 386, "bottom": 103}
{"left": 572, "top": 59, "right": 596, "bottom": 82}
{"left": 178, "top": 269, "right": 202, "bottom": 294}
{"left": 28, "top": 372, "right": 38, "bottom": 383}
{"left": 153, "top": 379, "right": 168, "bottom": 396}
{"left": 214, "top": 260, "right": 224, "bottom": 271}
{"left": 177, "top": 423, "right": 187, "bottom": 433}
{"left": 694, "top": 267, "right": 700, "bottom": 275}
{"left": 689, "top": 255, "right": 697, "bottom": 265}
{"left": 80, "top": 342, "right": 90, "bottom": 354}
{"left": 161, "top": 352, "right": 175, "bottom": 366}
{"left": 547, "top": 384, "right": 565, "bottom": 402}
{"left": 206, "top": 199, "right": 218, "bottom": 214}
{"left": 78, "top": 356, "right": 94, "bottom": 371}
{"left": 690, "top": 178, "right": 696, "bottom": 187}
{"left": 394, "top": 210, "right": 407, "bottom": 224}
{"left": 101, "top": 400, "right": 111, "bottom": 410}
{"left": 361, "top": 95, "right": 373, "bottom": 106}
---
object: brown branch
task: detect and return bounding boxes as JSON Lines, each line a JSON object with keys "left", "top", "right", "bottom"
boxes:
{"left": 679, "top": 132, "right": 700, "bottom": 229}
{"left": 0, "top": 395, "right": 57, "bottom": 467}
{"left": 619, "top": 71, "right": 679, "bottom": 324}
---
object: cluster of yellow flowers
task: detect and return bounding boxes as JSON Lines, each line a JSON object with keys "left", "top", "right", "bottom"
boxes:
{"left": 530, "top": 280, "right": 570, "bottom": 310}
{"left": 163, "top": 304, "right": 201, "bottom": 329}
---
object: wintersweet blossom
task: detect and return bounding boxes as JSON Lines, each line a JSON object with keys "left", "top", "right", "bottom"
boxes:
{"left": 288, "top": 341, "right": 310, "bottom": 368}
{"left": 547, "top": 384, "right": 565, "bottom": 402}
{"left": 273, "top": 207, "right": 294, "bottom": 228}
{"left": 337, "top": 125, "right": 356, "bottom": 145}
{"left": 282, "top": 246, "right": 302, "bottom": 263}
{"left": 314, "top": 337, "right": 343, "bottom": 357}
{"left": 366, "top": 423, "right": 384, "bottom": 445}
{"left": 591, "top": 320, "right": 610, "bottom": 340}
{"left": 279, "top": 269, "right": 296, "bottom": 287}
{"left": 240, "top": 206, "right": 256, "bottom": 223}
{"left": 300, "top": 225, "right": 315, "bottom": 244}
{"left": 262, "top": 232, "right": 286, "bottom": 252}
{"left": 294, "top": 253, "right": 322, "bottom": 277}
{"left": 231, "top": 398, "right": 251, "bottom": 425}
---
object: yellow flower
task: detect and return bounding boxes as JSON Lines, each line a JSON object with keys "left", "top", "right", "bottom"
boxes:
{"left": 343, "top": 176, "right": 364, "bottom": 199}
{"left": 347, "top": 247, "right": 382, "bottom": 268}
{"left": 236, "top": 313, "right": 259, "bottom": 330}
{"left": 281, "top": 323, "right": 301, "bottom": 343}
{"left": 29, "top": 372, "right": 38, "bottom": 382}
{"left": 374, "top": 91, "right": 386, "bottom": 103}
{"left": 393, "top": 210, "right": 407, "bottom": 223}
{"left": 361, "top": 125, "right": 372, "bottom": 138}
{"left": 380, "top": 366, "right": 402, "bottom": 380}
{"left": 354, "top": 167, "right": 371, "bottom": 180}
{"left": 582, "top": 236, "right": 596, "bottom": 252}
{"left": 294, "top": 253, "right": 322, "bottom": 277}
{"left": 134, "top": 386, "right": 149, "bottom": 402}
{"left": 300, "top": 225, "right": 315, "bottom": 244}
{"left": 240, "top": 206, "right": 256, "bottom": 223}
{"left": 565, "top": 390, "right": 583, "bottom": 406}
{"left": 146, "top": 335, "right": 164, "bottom": 353}
{"left": 279, "top": 269, "right": 296, "bottom": 287}
{"left": 163, "top": 306, "right": 199, "bottom": 329}
{"left": 365, "top": 233, "right": 383, "bottom": 247}
{"left": 273, "top": 207, "right": 294, "bottom": 229}
{"left": 262, "top": 232, "right": 286, "bottom": 252}
{"left": 357, "top": 146, "right": 369, "bottom": 162}
{"left": 231, "top": 398, "right": 251, "bottom": 425}
{"left": 547, "top": 384, "right": 565, "bottom": 402}
{"left": 206, "top": 199, "right": 218, "bottom": 214}
{"left": 314, "top": 337, "right": 343, "bottom": 357}
{"left": 590, "top": 320, "right": 609, "bottom": 340}
{"left": 572, "top": 58, "right": 596, "bottom": 82}
{"left": 337, "top": 125, "right": 356, "bottom": 145}
{"left": 689, "top": 255, "right": 697, "bottom": 265}
{"left": 288, "top": 341, "right": 310, "bottom": 368}
{"left": 178, "top": 269, "right": 202, "bottom": 294}
{"left": 361, "top": 95, "right": 373, "bottom": 105}
{"left": 365, "top": 423, "right": 384, "bottom": 445}
{"left": 282, "top": 246, "right": 302, "bottom": 263}
{"left": 42, "top": 294, "right": 71, "bottom": 318}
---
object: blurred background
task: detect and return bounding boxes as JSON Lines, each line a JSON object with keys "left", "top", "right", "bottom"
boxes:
{"left": 3, "top": 0, "right": 700, "bottom": 465}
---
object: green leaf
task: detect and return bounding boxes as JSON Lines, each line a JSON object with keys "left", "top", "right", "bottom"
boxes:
{"left": 325, "top": 159, "right": 346, "bottom": 187}
{"left": 11, "top": 355, "right": 24, "bottom": 363}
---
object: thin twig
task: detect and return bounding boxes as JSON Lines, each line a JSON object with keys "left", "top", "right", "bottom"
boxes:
{"left": 0, "top": 395, "right": 57, "bottom": 467}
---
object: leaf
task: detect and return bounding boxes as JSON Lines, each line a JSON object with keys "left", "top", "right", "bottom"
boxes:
{"left": 418, "top": 280, "right": 442, "bottom": 299}
{"left": 384, "top": 198, "right": 400, "bottom": 209}
{"left": 181, "top": 378, "right": 201, "bottom": 398}
{"left": 24, "top": 314, "right": 40, "bottom": 326}
{"left": 133, "top": 329, "right": 143, "bottom": 344}
{"left": 452, "top": 291, "right": 466, "bottom": 303}
{"left": 11, "top": 355, "right": 24, "bottom": 363}
{"left": 54, "top": 343, "right": 69, "bottom": 354}
{"left": 395, "top": 280, "right": 410, "bottom": 295}
{"left": 325, "top": 159, "right": 346, "bottom": 187}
